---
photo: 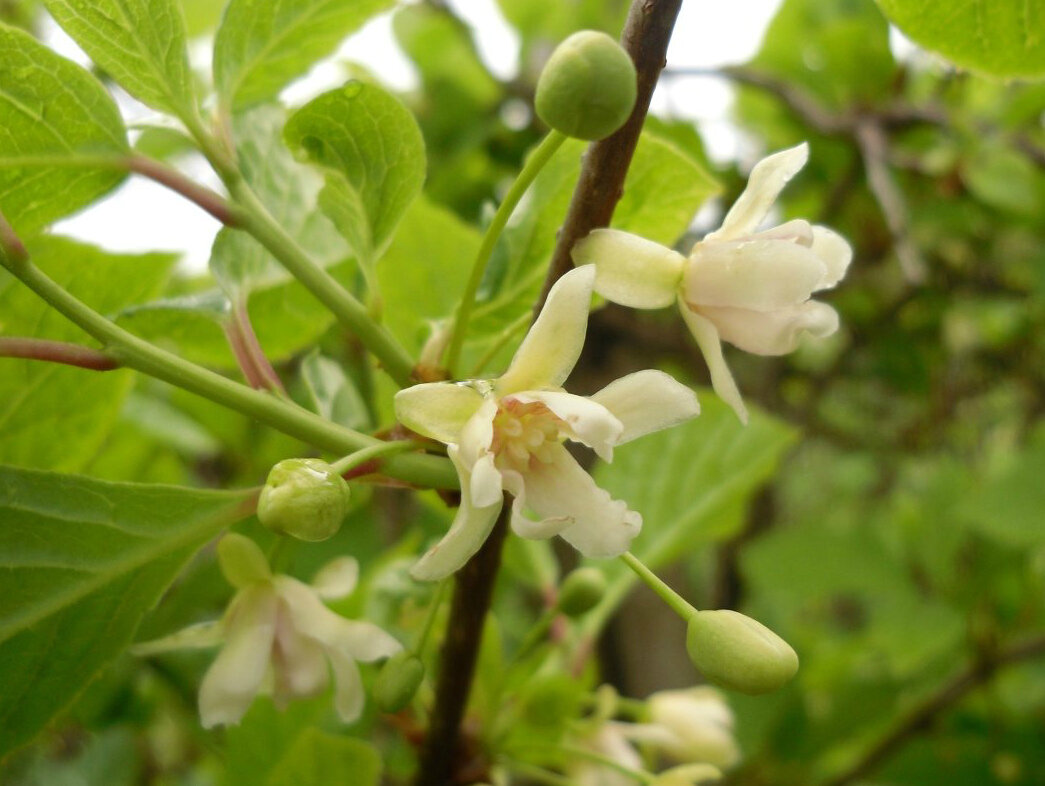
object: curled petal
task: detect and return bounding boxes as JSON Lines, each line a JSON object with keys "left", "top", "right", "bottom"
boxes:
{"left": 310, "top": 556, "right": 359, "bottom": 601}
{"left": 411, "top": 445, "right": 504, "bottom": 581}
{"left": 509, "top": 445, "right": 641, "bottom": 558}
{"left": 496, "top": 266, "right": 594, "bottom": 395}
{"left": 572, "top": 228, "right": 686, "bottom": 309}
{"left": 511, "top": 390, "right": 623, "bottom": 461}
{"left": 590, "top": 370, "right": 700, "bottom": 444}
{"left": 699, "top": 301, "right": 839, "bottom": 356}
{"left": 198, "top": 586, "right": 278, "bottom": 728}
{"left": 394, "top": 382, "right": 484, "bottom": 444}
{"left": 810, "top": 225, "right": 852, "bottom": 289}
{"left": 710, "top": 143, "right": 808, "bottom": 241}
{"left": 684, "top": 239, "right": 827, "bottom": 312}
{"left": 678, "top": 301, "right": 748, "bottom": 425}
{"left": 752, "top": 218, "right": 813, "bottom": 246}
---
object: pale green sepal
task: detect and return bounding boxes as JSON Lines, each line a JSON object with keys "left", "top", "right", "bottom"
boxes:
{"left": 573, "top": 228, "right": 685, "bottom": 309}
{"left": 217, "top": 533, "right": 272, "bottom": 589}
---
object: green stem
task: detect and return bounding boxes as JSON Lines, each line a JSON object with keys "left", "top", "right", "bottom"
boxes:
{"left": 329, "top": 439, "right": 429, "bottom": 475}
{"left": 227, "top": 180, "right": 416, "bottom": 387}
{"left": 619, "top": 552, "right": 696, "bottom": 621}
{"left": 469, "top": 309, "right": 531, "bottom": 377}
{"left": 444, "top": 130, "right": 566, "bottom": 375}
{"left": 415, "top": 578, "right": 450, "bottom": 656}
{"left": 0, "top": 253, "right": 457, "bottom": 491}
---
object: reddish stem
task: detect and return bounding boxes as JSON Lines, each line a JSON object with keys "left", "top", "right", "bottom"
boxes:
{"left": 0, "top": 337, "right": 120, "bottom": 371}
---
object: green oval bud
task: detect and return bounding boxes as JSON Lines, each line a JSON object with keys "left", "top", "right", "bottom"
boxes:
{"left": 685, "top": 610, "right": 798, "bottom": 695}
{"left": 373, "top": 651, "right": 425, "bottom": 713}
{"left": 258, "top": 458, "right": 351, "bottom": 542}
{"left": 557, "top": 567, "right": 607, "bottom": 616}
{"left": 535, "top": 30, "right": 637, "bottom": 141}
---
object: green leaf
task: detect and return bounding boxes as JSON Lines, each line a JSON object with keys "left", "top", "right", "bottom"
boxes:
{"left": 214, "top": 0, "right": 394, "bottom": 111}
{"left": 0, "top": 466, "right": 252, "bottom": 757}
{"left": 284, "top": 82, "right": 426, "bottom": 267}
{"left": 876, "top": 0, "right": 1045, "bottom": 79}
{"left": 0, "top": 236, "right": 175, "bottom": 471}
{"left": 267, "top": 729, "right": 381, "bottom": 786}
{"left": 42, "top": 0, "right": 196, "bottom": 116}
{"left": 300, "top": 351, "right": 371, "bottom": 431}
{"left": 595, "top": 393, "right": 798, "bottom": 569}
{"left": 210, "top": 105, "right": 348, "bottom": 296}
{"left": 0, "top": 23, "right": 128, "bottom": 236}
{"left": 963, "top": 432, "right": 1045, "bottom": 547}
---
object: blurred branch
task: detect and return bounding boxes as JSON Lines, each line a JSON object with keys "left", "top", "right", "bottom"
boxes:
{"left": 820, "top": 632, "right": 1045, "bottom": 786}
{"left": 538, "top": 0, "right": 685, "bottom": 312}
{"left": 0, "top": 337, "right": 120, "bottom": 371}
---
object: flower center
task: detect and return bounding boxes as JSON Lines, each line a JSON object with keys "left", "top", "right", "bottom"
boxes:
{"left": 490, "top": 399, "right": 564, "bottom": 472}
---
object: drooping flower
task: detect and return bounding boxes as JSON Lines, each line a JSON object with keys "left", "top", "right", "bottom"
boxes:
{"left": 572, "top": 143, "right": 852, "bottom": 423}
{"left": 394, "top": 266, "right": 700, "bottom": 581}
{"left": 132, "top": 534, "right": 401, "bottom": 728}
{"left": 642, "top": 687, "right": 740, "bottom": 769}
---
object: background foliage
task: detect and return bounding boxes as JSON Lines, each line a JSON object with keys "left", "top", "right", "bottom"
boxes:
{"left": 1, "top": 0, "right": 1044, "bottom": 784}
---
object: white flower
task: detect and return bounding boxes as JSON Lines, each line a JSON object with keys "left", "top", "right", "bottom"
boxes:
{"left": 132, "top": 534, "right": 401, "bottom": 728}
{"left": 394, "top": 266, "right": 700, "bottom": 581}
{"left": 572, "top": 143, "right": 852, "bottom": 423}
{"left": 643, "top": 688, "right": 740, "bottom": 769}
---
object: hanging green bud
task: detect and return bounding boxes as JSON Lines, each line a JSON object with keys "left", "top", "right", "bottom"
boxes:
{"left": 685, "top": 610, "right": 798, "bottom": 695}
{"left": 373, "top": 651, "right": 425, "bottom": 713}
{"left": 258, "top": 458, "right": 352, "bottom": 542}
{"left": 535, "top": 30, "right": 637, "bottom": 141}
{"left": 557, "top": 566, "right": 607, "bottom": 616}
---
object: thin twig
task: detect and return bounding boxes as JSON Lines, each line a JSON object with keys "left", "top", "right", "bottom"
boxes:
{"left": 125, "top": 154, "right": 243, "bottom": 227}
{"left": 820, "top": 632, "right": 1045, "bottom": 786}
{"left": 537, "top": 0, "right": 685, "bottom": 313}
{"left": 0, "top": 337, "right": 120, "bottom": 371}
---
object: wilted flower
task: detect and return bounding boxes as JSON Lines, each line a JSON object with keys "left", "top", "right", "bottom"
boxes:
{"left": 132, "top": 534, "right": 401, "bottom": 727}
{"left": 394, "top": 266, "right": 700, "bottom": 581}
{"left": 572, "top": 143, "right": 852, "bottom": 423}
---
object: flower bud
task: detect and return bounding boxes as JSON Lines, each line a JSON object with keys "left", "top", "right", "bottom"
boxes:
{"left": 685, "top": 610, "right": 798, "bottom": 695}
{"left": 258, "top": 458, "right": 352, "bottom": 542}
{"left": 373, "top": 651, "right": 425, "bottom": 713}
{"left": 557, "top": 566, "right": 607, "bottom": 616}
{"left": 535, "top": 30, "right": 637, "bottom": 141}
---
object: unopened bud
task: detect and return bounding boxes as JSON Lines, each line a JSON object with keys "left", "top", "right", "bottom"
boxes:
{"left": 685, "top": 610, "right": 798, "bottom": 695}
{"left": 258, "top": 458, "right": 352, "bottom": 542}
{"left": 535, "top": 31, "right": 637, "bottom": 141}
{"left": 374, "top": 651, "right": 425, "bottom": 713}
{"left": 557, "top": 567, "right": 607, "bottom": 616}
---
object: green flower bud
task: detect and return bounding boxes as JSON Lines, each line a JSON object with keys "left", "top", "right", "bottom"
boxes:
{"left": 258, "top": 458, "right": 351, "bottom": 542}
{"left": 373, "top": 651, "right": 425, "bottom": 713}
{"left": 685, "top": 610, "right": 798, "bottom": 695}
{"left": 557, "top": 566, "right": 607, "bottom": 616}
{"left": 535, "top": 30, "right": 637, "bottom": 141}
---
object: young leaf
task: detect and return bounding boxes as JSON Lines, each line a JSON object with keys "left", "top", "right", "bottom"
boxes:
{"left": 0, "top": 467, "right": 253, "bottom": 757}
{"left": 267, "top": 729, "right": 381, "bottom": 786}
{"left": 300, "top": 351, "right": 371, "bottom": 430}
{"left": 284, "top": 82, "right": 426, "bottom": 268}
{"left": 0, "top": 23, "right": 128, "bottom": 235}
{"left": 42, "top": 0, "right": 196, "bottom": 116}
{"left": 210, "top": 105, "right": 348, "bottom": 297}
{"left": 0, "top": 236, "right": 175, "bottom": 472}
{"left": 214, "top": 0, "right": 394, "bottom": 111}
{"left": 876, "top": 0, "right": 1045, "bottom": 79}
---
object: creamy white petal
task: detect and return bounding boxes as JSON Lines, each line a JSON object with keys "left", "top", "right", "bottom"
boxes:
{"left": 572, "top": 228, "right": 686, "bottom": 309}
{"left": 131, "top": 620, "right": 224, "bottom": 656}
{"left": 310, "top": 556, "right": 359, "bottom": 601}
{"left": 496, "top": 266, "right": 594, "bottom": 395}
{"left": 509, "top": 446, "right": 641, "bottom": 557}
{"left": 700, "top": 301, "right": 839, "bottom": 356}
{"left": 326, "top": 646, "right": 366, "bottom": 723}
{"left": 198, "top": 586, "right": 278, "bottom": 728}
{"left": 274, "top": 577, "right": 402, "bottom": 662}
{"left": 752, "top": 218, "right": 813, "bottom": 246}
{"left": 710, "top": 143, "right": 809, "bottom": 241}
{"left": 678, "top": 301, "right": 748, "bottom": 425}
{"left": 511, "top": 390, "right": 623, "bottom": 461}
{"left": 684, "top": 239, "right": 827, "bottom": 311}
{"left": 393, "top": 382, "right": 484, "bottom": 444}
{"left": 272, "top": 611, "right": 329, "bottom": 707}
{"left": 810, "top": 225, "right": 852, "bottom": 289}
{"left": 457, "top": 397, "right": 497, "bottom": 469}
{"left": 411, "top": 445, "right": 503, "bottom": 581}
{"left": 590, "top": 370, "right": 700, "bottom": 444}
